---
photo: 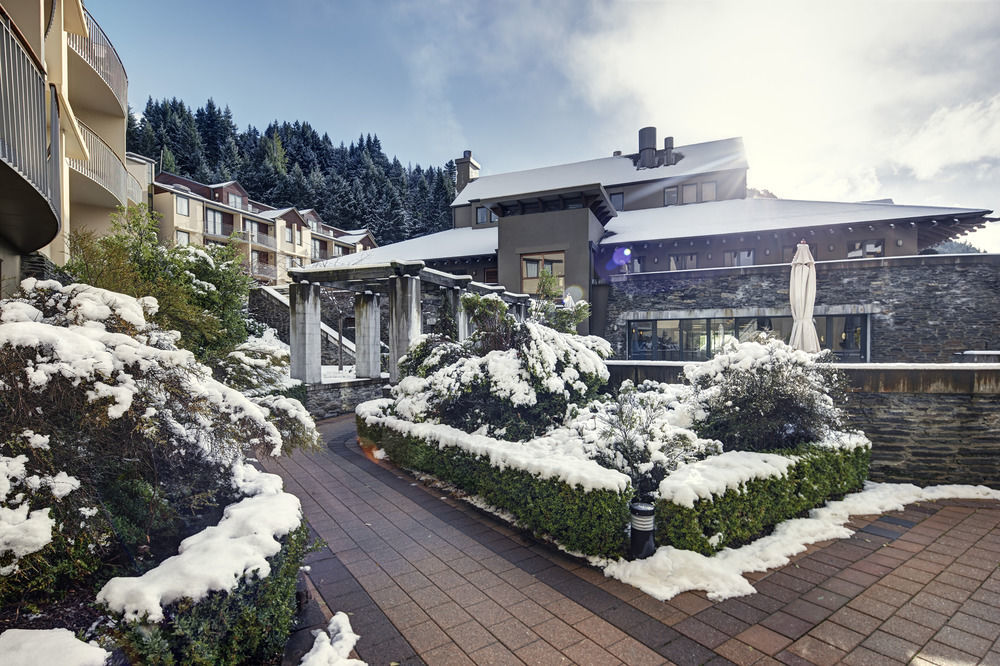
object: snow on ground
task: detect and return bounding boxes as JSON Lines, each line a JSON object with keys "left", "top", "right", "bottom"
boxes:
{"left": 603, "top": 482, "right": 1000, "bottom": 602}
{"left": 299, "top": 612, "right": 366, "bottom": 666}
{"left": 0, "top": 627, "right": 110, "bottom": 666}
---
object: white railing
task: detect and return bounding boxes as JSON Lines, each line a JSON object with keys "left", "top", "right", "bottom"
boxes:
{"left": 66, "top": 10, "right": 127, "bottom": 113}
{"left": 251, "top": 261, "right": 277, "bottom": 279}
{"left": 68, "top": 121, "right": 128, "bottom": 206}
{"left": 127, "top": 172, "right": 143, "bottom": 204}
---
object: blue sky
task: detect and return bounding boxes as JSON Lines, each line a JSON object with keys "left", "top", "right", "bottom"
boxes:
{"left": 90, "top": 0, "right": 1000, "bottom": 249}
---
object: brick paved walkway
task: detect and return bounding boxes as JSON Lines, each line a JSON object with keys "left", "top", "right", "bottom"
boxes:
{"left": 265, "top": 415, "right": 1000, "bottom": 665}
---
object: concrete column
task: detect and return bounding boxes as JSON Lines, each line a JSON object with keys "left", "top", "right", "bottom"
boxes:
{"left": 388, "top": 275, "right": 421, "bottom": 382}
{"left": 455, "top": 288, "right": 470, "bottom": 341}
{"left": 354, "top": 291, "right": 381, "bottom": 379}
{"left": 289, "top": 282, "right": 322, "bottom": 384}
{"left": 510, "top": 299, "right": 528, "bottom": 323}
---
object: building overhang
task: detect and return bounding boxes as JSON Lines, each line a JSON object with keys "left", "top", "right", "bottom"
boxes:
{"left": 473, "top": 182, "right": 618, "bottom": 225}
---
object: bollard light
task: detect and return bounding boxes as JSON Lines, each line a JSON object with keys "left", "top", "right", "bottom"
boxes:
{"left": 630, "top": 502, "right": 656, "bottom": 560}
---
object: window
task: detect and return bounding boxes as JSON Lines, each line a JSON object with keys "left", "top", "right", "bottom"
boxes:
{"left": 228, "top": 193, "right": 243, "bottom": 209}
{"left": 204, "top": 208, "right": 223, "bottom": 236}
{"left": 782, "top": 243, "right": 818, "bottom": 262}
{"left": 682, "top": 183, "right": 698, "bottom": 204}
{"left": 476, "top": 206, "right": 498, "bottom": 224}
{"left": 669, "top": 253, "right": 698, "bottom": 271}
{"left": 176, "top": 196, "right": 189, "bottom": 216}
{"left": 297, "top": 228, "right": 303, "bottom": 245}
{"left": 626, "top": 256, "right": 645, "bottom": 273}
{"left": 610, "top": 192, "right": 624, "bottom": 211}
{"left": 312, "top": 239, "right": 324, "bottom": 259}
{"left": 285, "top": 225, "right": 293, "bottom": 243}
{"left": 175, "top": 230, "right": 189, "bottom": 246}
{"left": 521, "top": 251, "right": 564, "bottom": 294}
{"left": 702, "top": 181, "right": 717, "bottom": 202}
{"left": 724, "top": 249, "right": 755, "bottom": 267}
{"left": 484, "top": 267, "right": 498, "bottom": 283}
{"left": 847, "top": 239, "right": 884, "bottom": 259}
{"left": 663, "top": 187, "right": 678, "bottom": 206}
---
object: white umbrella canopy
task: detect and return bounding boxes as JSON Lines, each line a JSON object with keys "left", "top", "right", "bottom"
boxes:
{"left": 789, "top": 241, "right": 821, "bottom": 353}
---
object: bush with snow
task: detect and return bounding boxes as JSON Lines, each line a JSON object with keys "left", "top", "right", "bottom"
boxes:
{"left": 686, "top": 334, "right": 848, "bottom": 452}
{"left": 393, "top": 293, "right": 611, "bottom": 440}
{"left": 0, "top": 278, "right": 316, "bottom": 611}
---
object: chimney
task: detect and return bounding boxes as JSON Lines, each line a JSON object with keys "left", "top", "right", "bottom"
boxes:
{"left": 638, "top": 127, "right": 657, "bottom": 168}
{"left": 664, "top": 136, "right": 674, "bottom": 165}
{"left": 455, "top": 149, "right": 480, "bottom": 194}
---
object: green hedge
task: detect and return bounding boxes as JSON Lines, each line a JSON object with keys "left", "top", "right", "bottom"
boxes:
{"left": 656, "top": 445, "right": 870, "bottom": 555}
{"left": 358, "top": 417, "right": 631, "bottom": 558}
{"left": 111, "top": 521, "right": 310, "bottom": 665}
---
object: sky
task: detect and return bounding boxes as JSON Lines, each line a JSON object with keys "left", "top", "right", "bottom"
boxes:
{"left": 89, "top": 0, "right": 1000, "bottom": 250}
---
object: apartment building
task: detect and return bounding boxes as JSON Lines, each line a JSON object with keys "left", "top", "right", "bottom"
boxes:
{"left": 311, "top": 127, "right": 997, "bottom": 362}
{"left": 151, "top": 172, "right": 374, "bottom": 285}
{"left": 0, "top": 0, "right": 142, "bottom": 294}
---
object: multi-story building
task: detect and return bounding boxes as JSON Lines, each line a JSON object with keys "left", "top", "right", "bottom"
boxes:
{"left": 312, "top": 127, "right": 997, "bottom": 363}
{"left": 1, "top": 0, "right": 141, "bottom": 294}
{"left": 151, "top": 172, "right": 375, "bottom": 285}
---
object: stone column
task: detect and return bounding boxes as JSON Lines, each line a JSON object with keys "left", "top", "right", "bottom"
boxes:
{"left": 354, "top": 290, "right": 381, "bottom": 379}
{"left": 455, "top": 288, "right": 470, "bottom": 341}
{"left": 289, "top": 282, "right": 322, "bottom": 384}
{"left": 388, "top": 275, "right": 421, "bottom": 382}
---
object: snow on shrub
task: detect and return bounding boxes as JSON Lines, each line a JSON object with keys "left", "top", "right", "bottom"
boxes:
{"left": 685, "top": 334, "right": 848, "bottom": 452}
{"left": 0, "top": 279, "right": 317, "bottom": 608}
{"left": 393, "top": 294, "right": 611, "bottom": 440}
{"left": 569, "top": 380, "right": 721, "bottom": 499}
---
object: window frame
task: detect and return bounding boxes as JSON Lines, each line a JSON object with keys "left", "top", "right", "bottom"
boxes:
{"left": 701, "top": 181, "right": 717, "bottom": 202}
{"left": 175, "top": 230, "right": 189, "bottom": 246}
{"left": 204, "top": 208, "right": 223, "bottom": 236}
{"left": 476, "top": 206, "right": 498, "bottom": 224}
{"left": 176, "top": 195, "right": 189, "bottom": 216}
{"left": 610, "top": 192, "right": 624, "bottom": 211}
{"left": 682, "top": 183, "right": 698, "bottom": 204}
{"left": 520, "top": 250, "right": 565, "bottom": 294}
{"left": 663, "top": 187, "right": 678, "bottom": 206}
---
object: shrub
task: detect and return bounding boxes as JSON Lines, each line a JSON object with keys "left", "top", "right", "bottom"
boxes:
{"left": 686, "top": 334, "right": 848, "bottom": 452}
{"left": 655, "top": 440, "right": 871, "bottom": 554}
{"left": 528, "top": 270, "right": 590, "bottom": 334}
{"left": 357, "top": 417, "right": 629, "bottom": 558}
{"left": 111, "top": 522, "right": 310, "bottom": 665}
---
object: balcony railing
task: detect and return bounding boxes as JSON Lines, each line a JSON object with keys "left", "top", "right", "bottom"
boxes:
{"left": 251, "top": 261, "right": 277, "bottom": 279}
{"left": 1, "top": 11, "right": 61, "bottom": 236}
{"left": 204, "top": 223, "right": 236, "bottom": 239}
{"left": 127, "top": 172, "right": 143, "bottom": 204}
{"left": 312, "top": 251, "right": 331, "bottom": 262}
{"left": 247, "top": 231, "right": 277, "bottom": 249}
{"left": 67, "top": 9, "right": 127, "bottom": 113}
{"left": 69, "top": 121, "right": 127, "bottom": 205}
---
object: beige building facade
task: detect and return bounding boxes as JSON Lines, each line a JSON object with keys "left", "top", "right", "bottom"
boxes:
{"left": 1, "top": 0, "right": 141, "bottom": 294}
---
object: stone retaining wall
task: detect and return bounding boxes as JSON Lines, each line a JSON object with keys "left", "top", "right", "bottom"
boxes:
{"left": 605, "top": 361, "right": 1000, "bottom": 488}
{"left": 305, "top": 378, "right": 386, "bottom": 420}
{"left": 603, "top": 254, "right": 1000, "bottom": 363}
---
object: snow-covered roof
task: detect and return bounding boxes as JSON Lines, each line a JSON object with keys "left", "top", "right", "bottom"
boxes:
{"left": 303, "top": 227, "right": 497, "bottom": 269}
{"left": 207, "top": 180, "right": 239, "bottom": 188}
{"left": 336, "top": 232, "right": 369, "bottom": 244}
{"left": 453, "top": 138, "right": 747, "bottom": 207}
{"left": 601, "top": 198, "right": 991, "bottom": 245}
{"left": 256, "top": 207, "right": 296, "bottom": 220}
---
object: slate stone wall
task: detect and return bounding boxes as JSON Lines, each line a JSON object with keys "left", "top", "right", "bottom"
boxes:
{"left": 305, "top": 379, "right": 386, "bottom": 420}
{"left": 249, "top": 287, "right": 356, "bottom": 365}
{"left": 604, "top": 254, "right": 1000, "bottom": 363}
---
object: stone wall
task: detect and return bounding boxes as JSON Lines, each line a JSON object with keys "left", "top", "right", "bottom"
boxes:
{"left": 304, "top": 378, "right": 386, "bottom": 420}
{"left": 603, "top": 254, "right": 1000, "bottom": 363}
{"left": 605, "top": 361, "right": 1000, "bottom": 488}
{"left": 20, "top": 252, "right": 72, "bottom": 285}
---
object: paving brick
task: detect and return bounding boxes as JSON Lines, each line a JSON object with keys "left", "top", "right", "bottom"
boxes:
{"left": 606, "top": 636, "right": 670, "bottom": 666}
{"left": 696, "top": 607, "right": 752, "bottom": 636}
{"left": 798, "top": 587, "right": 849, "bottom": 611}
{"left": 446, "top": 582, "right": 489, "bottom": 607}
{"left": 445, "top": 620, "right": 495, "bottom": 653}
{"left": 932, "top": 625, "right": 994, "bottom": 657}
{"left": 674, "top": 615, "right": 729, "bottom": 648}
{"left": 915, "top": 640, "right": 982, "bottom": 666}
{"left": 426, "top": 601, "right": 474, "bottom": 630}
{"left": 846, "top": 593, "right": 896, "bottom": 620}
{"left": 766, "top": 571, "right": 814, "bottom": 594}
{"left": 465, "top": 598, "right": 514, "bottom": 627}
{"left": 879, "top": 615, "right": 936, "bottom": 644}
{"left": 534, "top": 617, "right": 585, "bottom": 649}
{"left": 401, "top": 619, "right": 452, "bottom": 653}
{"left": 819, "top": 577, "right": 866, "bottom": 599}
{"left": 468, "top": 641, "right": 526, "bottom": 665}
{"left": 573, "top": 615, "right": 628, "bottom": 648}
{"left": 828, "top": 606, "right": 882, "bottom": 635}
{"left": 808, "top": 620, "right": 865, "bottom": 652}
{"left": 656, "top": 635, "right": 719, "bottom": 666}
{"left": 488, "top": 617, "right": 538, "bottom": 652}
{"left": 562, "top": 638, "right": 624, "bottom": 666}
{"left": 911, "top": 590, "right": 962, "bottom": 616}
{"left": 836, "top": 567, "right": 881, "bottom": 588}
{"left": 735, "top": 625, "right": 793, "bottom": 656}
{"left": 760, "top": 610, "right": 814, "bottom": 641}
{"left": 382, "top": 600, "right": 431, "bottom": 630}
{"left": 841, "top": 645, "right": 906, "bottom": 665}
{"left": 715, "top": 598, "right": 769, "bottom": 625}
{"left": 514, "top": 639, "right": 574, "bottom": 665}
{"left": 668, "top": 591, "right": 714, "bottom": 615}
{"left": 785, "top": 635, "right": 846, "bottom": 666}
{"left": 507, "top": 598, "right": 554, "bottom": 627}
{"left": 781, "top": 598, "right": 833, "bottom": 624}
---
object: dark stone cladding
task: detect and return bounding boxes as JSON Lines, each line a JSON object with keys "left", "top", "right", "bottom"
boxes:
{"left": 305, "top": 378, "right": 385, "bottom": 420}
{"left": 20, "top": 252, "right": 72, "bottom": 285}
{"left": 604, "top": 253, "right": 1000, "bottom": 363}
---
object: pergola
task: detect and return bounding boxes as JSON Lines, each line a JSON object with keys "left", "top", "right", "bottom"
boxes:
{"left": 286, "top": 260, "right": 531, "bottom": 383}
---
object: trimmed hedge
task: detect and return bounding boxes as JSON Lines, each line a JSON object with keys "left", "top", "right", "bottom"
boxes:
{"left": 656, "top": 444, "right": 870, "bottom": 555}
{"left": 111, "top": 521, "right": 311, "bottom": 665}
{"left": 358, "top": 417, "right": 631, "bottom": 558}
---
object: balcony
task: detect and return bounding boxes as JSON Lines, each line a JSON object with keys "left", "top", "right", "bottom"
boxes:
{"left": 68, "top": 121, "right": 128, "bottom": 208}
{"left": 66, "top": 9, "right": 127, "bottom": 116}
{"left": 127, "top": 172, "right": 144, "bottom": 205}
{"left": 251, "top": 261, "right": 277, "bottom": 279}
{"left": 247, "top": 231, "right": 277, "bottom": 249}
{"left": 0, "top": 10, "right": 60, "bottom": 252}
{"left": 312, "top": 250, "right": 331, "bottom": 262}
{"left": 204, "top": 222, "right": 236, "bottom": 241}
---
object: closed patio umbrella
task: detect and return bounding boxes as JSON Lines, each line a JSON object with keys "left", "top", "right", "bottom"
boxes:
{"left": 789, "top": 241, "right": 821, "bottom": 352}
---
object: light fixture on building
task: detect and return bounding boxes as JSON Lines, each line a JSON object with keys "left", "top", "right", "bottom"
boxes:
{"left": 896, "top": 239, "right": 904, "bottom": 247}
{"left": 828, "top": 244, "right": 835, "bottom": 252}
{"left": 765, "top": 249, "right": 770, "bottom": 256}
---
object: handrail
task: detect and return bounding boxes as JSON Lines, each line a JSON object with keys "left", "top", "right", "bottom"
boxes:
{"left": 127, "top": 172, "right": 143, "bottom": 204}
{"left": 1, "top": 11, "right": 60, "bottom": 223}
{"left": 68, "top": 120, "right": 127, "bottom": 205}
{"left": 251, "top": 261, "right": 277, "bottom": 278}
{"left": 66, "top": 9, "right": 127, "bottom": 113}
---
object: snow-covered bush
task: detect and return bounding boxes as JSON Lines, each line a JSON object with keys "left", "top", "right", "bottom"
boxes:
{"left": 393, "top": 294, "right": 611, "bottom": 440}
{"left": 686, "top": 334, "right": 848, "bottom": 452}
{"left": 528, "top": 270, "right": 590, "bottom": 334}
{"left": 576, "top": 381, "right": 721, "bottom": 499}
{"left": 0, "top": 279, "right": 316, "bottom": 610}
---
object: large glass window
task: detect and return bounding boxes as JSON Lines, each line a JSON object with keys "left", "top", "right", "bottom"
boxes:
{"left": 628, "top": 315, "right": 869, "bottom": 362}
{"left": 521, "top": 251, "right": 564, "bottom": 294}
{"left": 724, "top": 249, "right": 755, "bottom": 267}
{"left": 228, "top": 193, "right": 243, "bottom": 209}
{"left": 175, "top": 230, "right": 189, "bottom": 246}
{"left": 847, "top": 239, "right": 884, "bottom": 258}
{"left": 176, "top": 196, "right": 189, "bottom": 216}
{"left": 663, "top": 187, "right": 678, "bottom": 206}
{"left": 669, "top": 253, "right": 698, "bottom": 271}
{"left": 285, "top": 225, "right": 293, "bottom": 243}
{"left": 682, "top": 183, "right": 698, "bottom": 204}
{"left": 476, "top": 206, "right": 498, "bottom": 224}
{"left": 204, "top": 208, "right": 223, "bottom": 236}
{"left": 702, "top": 181, "right": 717, "bottom": 202}
{"left": 610, "top": 192, "right": 624, "bottom": 211}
